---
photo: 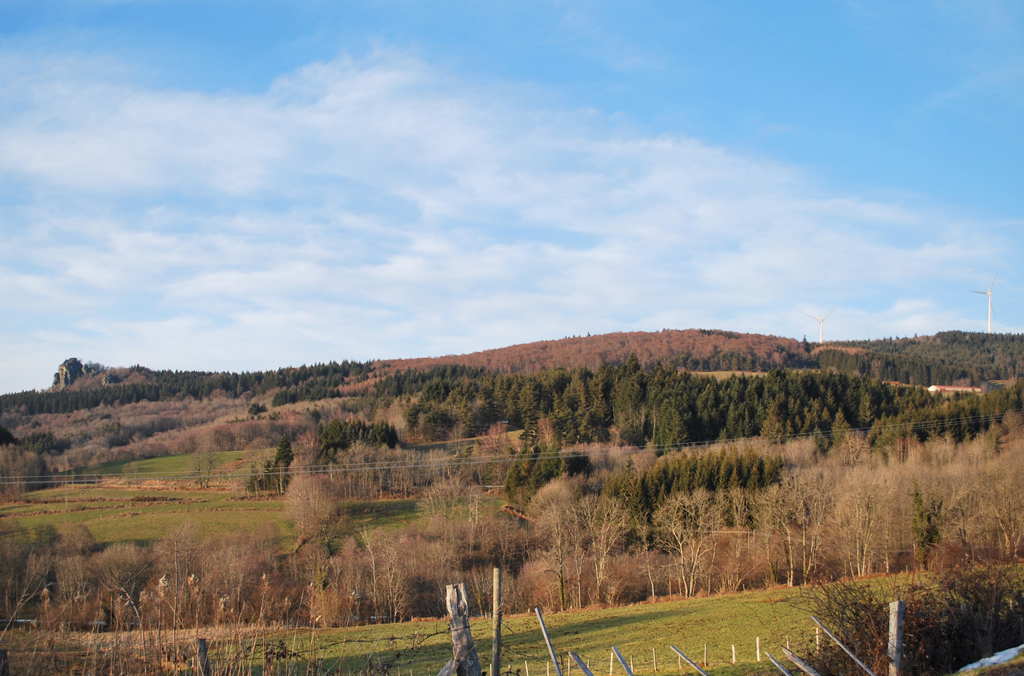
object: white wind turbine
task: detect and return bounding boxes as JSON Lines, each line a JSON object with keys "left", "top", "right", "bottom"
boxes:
{"left": 803, "top": 308, "right": 836, "bottom": 343}
{"left": 971, "top": 275, "right": 996, "bottom": 334}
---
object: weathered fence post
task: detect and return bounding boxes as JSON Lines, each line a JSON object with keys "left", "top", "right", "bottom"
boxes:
{"left": 782, "top": 648, "right": 822, "bottom": 676}
{"left": 569, "top": 652, "right": 598, "bottom": 676}
{"left": 536, "top": 608, "right": 563, "bottom": 676}
{"left": 0, "top": 648, "right": 9, "bottom": 676}
{"left": 764, "top": 651, "right": 793, "bottom": 676}
{"left": 492, "top": 569, "right": 503, "bottom": 676}
{"left": 197, "top": 638, "right": 210, "bottom": 676}
{"left": 440, "top": 584, "right": 483, "bottom": 676}
{"left": 732, "top": 645, "right": 736, "bottom": 665}
{"left": 811, "top": 616, "right": 878, "bottom": 676}
{"left": 652, "top": 648, "right": 657, "bottom": 671}
{"left": 757, "top": 637, "right": 761, "bottom": 662}
{"left": 888, "top": 601, "right": 906, "bottom": 676}
{"left": 611, "top": 647, "right": 634, "bottom": 676}
{"left": 668, "top": 646, "right": 710, "bottom": 676}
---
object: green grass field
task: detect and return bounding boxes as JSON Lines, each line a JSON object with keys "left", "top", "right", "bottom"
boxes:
{"left": 298, "top": 586, "right": 811, "bottom": 676}
{"left": 0, "top": 482, "right": 437, "bottom": 547}
{"left": 0, "top": 585, "right": 823, "bottom": 676}
{"left": 1, "top": 484, "right": 293, "bottom": 544}
{"left": 63, "top": 449, "right": 247, "bottom": 479}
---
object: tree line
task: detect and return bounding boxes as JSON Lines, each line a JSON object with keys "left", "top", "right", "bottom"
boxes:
{"left": 392, "top": 356, "right": 1024, "bottom": 450}
{"left": 0, "top": 360, "right": 376, "bottom": 416}
{"left": 4, "top": 332, "right": 1023, "bottom": 419}
{"left": 824, "top": 331, "right": 1024, "bottom": 385}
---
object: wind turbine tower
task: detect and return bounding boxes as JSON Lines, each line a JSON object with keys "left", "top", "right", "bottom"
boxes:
{"left": 803, "top": 308, "right": 836, "bottom": 344}
{"left": 971, "top": 276, "right": 996, "bottom": 334}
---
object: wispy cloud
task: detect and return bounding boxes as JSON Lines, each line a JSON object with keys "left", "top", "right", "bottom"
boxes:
{"left": 0, "top": 48, "right": 1017, "bottom": 392}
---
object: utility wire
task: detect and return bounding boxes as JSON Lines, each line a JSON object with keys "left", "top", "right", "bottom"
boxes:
{"left": 1, "top": 407, "right": 1018, "bottom": 486}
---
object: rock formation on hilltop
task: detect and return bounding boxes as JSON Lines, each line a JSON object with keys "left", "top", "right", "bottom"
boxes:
{"left": 52, "top": 358, "right": 101, "bottom": 390}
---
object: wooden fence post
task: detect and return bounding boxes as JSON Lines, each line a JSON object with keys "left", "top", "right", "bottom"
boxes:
{"left": 652, "top": 648, "right": 657, "bottom": 671}
{"left": 569, "top": 653, "right": 596, "bottom": 676}
{"left": 888, "top": 601, "right": 906, "bottom": 676}
{"left": 611, "top": 647, "right": 634, "bottom": 676}
{"left": 492, "top": 569, "right": 503, "bottom": 676}
{"left": 535, "top": 608, "right": 563, "bottom": 676}
{"left": 197, "top": 638, "right": 210, "bottom": 676}
{"left": 811, "top": 616, "right": 878, "bottom": 676}
{"left": 764, "top": 651, "right": 793, "bottom": 676}
{"left": 757, "top": 637, "right": 761, "bottom": 662}
{"left": 668, "top": 646, "right": 710, "bottom": 676}
{"left": 782, "top": 648, "right": 822, "bottom": 676}
{"left": 732, "top": 645, "right": 736, "bottom": 665}
{"left": 0, "top": 648, "right": 9, "bottom": 676}
{"left": 445, "top": 584, "right": 483, "bottom": 676}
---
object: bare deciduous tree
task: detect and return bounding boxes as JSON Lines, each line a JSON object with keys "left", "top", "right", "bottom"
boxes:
{"left": 362, "top": 528, "right": 409, "bottom": 623}
{"left": 286, "top": 474, "right": 343, "bottom": 550}
{"left": 654, "top": 488, "right": 723, "bottom": 597}
{"left": 586, "top": 495, "right": 627, "bottom": 604}
{"left": 530, "top": 478, "right": 586, "bottom": 610}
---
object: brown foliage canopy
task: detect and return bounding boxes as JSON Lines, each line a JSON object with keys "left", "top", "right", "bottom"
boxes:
{"left": 380, "top": 328, "right": 808, "bottom": 374}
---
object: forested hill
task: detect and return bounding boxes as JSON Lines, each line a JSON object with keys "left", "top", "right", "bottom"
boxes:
{"left": 385, "top": 329, "right": 813, "bottom": 374}
{"left": 2, "top": 330, "right": 1022, "bottom": 417}
{"left": 0, "top": 330, "right": 811, "bottom": 415}
{"left": 819, "top": 331, "right": 1024, "bottom": 386}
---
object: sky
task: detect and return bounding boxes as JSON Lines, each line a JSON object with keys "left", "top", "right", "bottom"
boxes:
{"left": 1, "top": 1, "right": 1022, "bottom": 393}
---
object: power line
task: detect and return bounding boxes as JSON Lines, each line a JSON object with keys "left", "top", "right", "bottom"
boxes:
{"left": 0, "top": 408, "right": 1017, "bottom": 487}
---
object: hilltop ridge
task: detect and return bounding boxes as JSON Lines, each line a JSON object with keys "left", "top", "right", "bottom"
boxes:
{"left": 380, "top": 328, "right": 812, "bottom": 374}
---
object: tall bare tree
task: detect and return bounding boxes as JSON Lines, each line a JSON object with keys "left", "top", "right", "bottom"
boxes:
{"left": 586, "top": 495, "right": 628, "bottom": 604}
{"left": 654, "top": 488, "right": 723, "bottom": 597}
{"left": 286, "top": 475, "right": 344, "bottom": 551}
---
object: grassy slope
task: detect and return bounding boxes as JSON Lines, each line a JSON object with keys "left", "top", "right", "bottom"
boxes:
{"left": 0, "top": 486, "right": 431, "bottom": 547}
{"left": 311, "top": 587, "right": 810, "bottom": 676}
{"left": 0, "top": 485, "right": 293, "bottom": 544}
{"left": 64, "top": 449, "right": 247, "bottom": 478}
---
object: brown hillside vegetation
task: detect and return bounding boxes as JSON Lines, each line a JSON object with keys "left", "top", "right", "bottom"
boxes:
{"left": 380, "top": 328, "right": 811, "bottom": 374}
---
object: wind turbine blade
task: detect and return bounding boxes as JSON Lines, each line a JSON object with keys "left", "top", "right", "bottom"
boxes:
{"left": 802, "top": 312, "right": 822, "bottom": 321}
{"left": 823, "top": 308, "right": 836, "bottom": 320}
{"left": 990, "top": 275, "right": 997, "bottom": 292}
{"left": 970, "top": 291, "right": 987, "bottom": 295}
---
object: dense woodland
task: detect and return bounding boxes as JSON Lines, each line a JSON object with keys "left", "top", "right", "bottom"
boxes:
{"left": 3, "top": 358, "right": 1023, "bottom": 479}
{"left": 4, "top": 331, "right": 1024, "bottom": 421}
{"left": 822, "top": 331, "right": 1024, "bottom": 385}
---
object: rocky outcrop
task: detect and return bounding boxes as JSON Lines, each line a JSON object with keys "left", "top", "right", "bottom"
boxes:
{"left": 52, "top": 358, "right": 99, "bottom": 390}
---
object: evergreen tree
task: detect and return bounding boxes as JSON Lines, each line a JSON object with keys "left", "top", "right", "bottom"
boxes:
{"left": 267, "top": 434, "right": 294, "bottom": 494}
{"left": 912, "top": 484, "right": 942, "bottom": 568}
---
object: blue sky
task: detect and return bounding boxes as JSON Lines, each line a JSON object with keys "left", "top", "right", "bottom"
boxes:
{"left": 1, "top": 1, "right": 1022, "bottom": 393}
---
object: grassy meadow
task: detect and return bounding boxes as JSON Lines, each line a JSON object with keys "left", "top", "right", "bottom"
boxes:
{"left": 63, "top": 449, "right": 247, "bottom": 479}
{"left": 238, "top": 586, "right": 811, "bottom": 676}
{"left": 0, "top": 447, "right": 437, "bottom": 546}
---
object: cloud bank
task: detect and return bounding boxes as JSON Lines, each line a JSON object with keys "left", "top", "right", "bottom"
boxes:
{"left": 0, "top": 50, "right": 1016, "bottom": 392}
